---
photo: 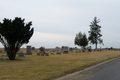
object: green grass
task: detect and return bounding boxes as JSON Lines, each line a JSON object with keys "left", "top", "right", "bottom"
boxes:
{"left": 0, "top": 50, "right": 120, "bottom": 80}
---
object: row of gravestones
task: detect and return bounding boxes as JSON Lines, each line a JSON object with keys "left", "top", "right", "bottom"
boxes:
{"left": 26, "top": 46, "right": 74, "bottom": 55}
{"left": 0, "top": 46, "right": 96, "bottom": 58}
{"left": 19, "top": 46, "right": 72, "bottom": 57}
{"left": 23, "top": 46, "right": 85, "bottom": 57}
{"left": 4, "top": 46, "right": 117, "bottom": 57}
{"left": 2, "top": 45, "right": 120, "bottom": 58}
{"left": 1, "top": 46, "right": 90, "bottom": 56}
{"left": 55, "top": 46, "right": 78, "bottom": 53}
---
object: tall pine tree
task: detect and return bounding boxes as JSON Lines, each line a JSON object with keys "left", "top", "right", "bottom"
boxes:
{"left": 88, "top": 17, "right": 103, "bottom": 50}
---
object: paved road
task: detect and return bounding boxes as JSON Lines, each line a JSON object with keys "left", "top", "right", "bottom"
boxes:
{"left": 55, "top": 57, "right": 120, "bottom": 80}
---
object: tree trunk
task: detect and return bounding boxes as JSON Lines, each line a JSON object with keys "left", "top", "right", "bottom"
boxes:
{"left": 8, "top": 52, "right": 16, "bottom": 60}
{"left": 95, "top": 43, "right": 97, "bottom": 50}
{"left": 6, "top": 47, "right": 18, "bottom": 60}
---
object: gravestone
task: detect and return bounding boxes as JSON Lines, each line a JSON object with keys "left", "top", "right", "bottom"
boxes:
{"left": 39, "top": 47, "right": 45, "bottom": 56}
{"left": 51, "top": 53, "right": 54, "bottom": 55}
{"left": 87, "top": 46, "right": 91, "bottom": 52}
{"left": 75, "top": 50, "right": 78, "bottom": 53}
{"left": 18, "top": 51, "right": 25, "bottom": 57}
{"left": 32, "top": 47, "right": 35, "bottom": 51}
{"left": 45, "top": 53, "right": 49, "bottom": 56}
{"left": 75, "top": 47, "right": 78, "bottom": 51}
{"left": 88, "top": 46, "right": 92, "bottom": 52}
{"left": 63, "top": 46, "right": 69, "bottom": 54}
{"left": 56, "top": 52, "right": 61, "bottom": 55}
{"left": 75, "top": 47, "right": 79, "bottom": 52}
{"left": 55, "top": 47, "right": 61, "bottom": 51}
{"left": 61, "top": 46, "right": 64, "bottom": 52}
{"left": 32, "top": 47, "right": 36, "bottom": 52}
{"left": 37, "top": 53, "right": 40, "bottom": 55}
{"left": 69, "top": 48, "right": 73, "bottom": 53}
{"left": 62, "top": 46, "right": 64, "bottom": 49}
{"left": 41, "top": 53, "right": 44, "bottom": 56}
{"left": 51, "top": 50, "right": 55, "bottom": 52}
{"left": 82, "top": 49, "right": 85, "bottom": 52}
{"left": 26, "top": 46, "right": 32, "bottom": 55}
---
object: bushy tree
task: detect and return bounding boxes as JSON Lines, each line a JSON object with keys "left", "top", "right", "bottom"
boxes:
{"left": 75, "top": 32, "right": 82, "bottom": 47}
{"left": 0, "top": 17, "right": 34, "bottom": 60}
{"left": 75, "top": 32, "right": 88, "bottom": 49}
{"left": 88, "top": 17, "right": 103, "bottom": 50}
{"left": 80, "top": 33, "right": 88, "bottom": 49}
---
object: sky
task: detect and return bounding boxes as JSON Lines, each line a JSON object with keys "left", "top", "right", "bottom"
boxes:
{"left": 0, "top": 0, "right": 120, "bottom": 49}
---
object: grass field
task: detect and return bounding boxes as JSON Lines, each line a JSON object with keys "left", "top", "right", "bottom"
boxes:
{"left": 0, "top": 49, "right": 120, "bottom": 80}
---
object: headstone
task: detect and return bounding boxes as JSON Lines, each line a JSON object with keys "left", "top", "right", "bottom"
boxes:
{"left": 37, "top": 53, "right": 41, "bottom": 55}
{"left": 94, "top": 49, "right": 96, "bottom": 51}
{"left": 75, "top": 50, "right": 78, "bottom": 53}
{"left": 41, "top": 53, "right": 44, "bottom": 56}
{"left": 55, "top": 47, "right": 61, "bottom": 51}
{"left": 32, "top": 47, "right": 35, "bottom": 51}
{"left": 18, "top": 51, "right": 25, "bottom": 57}
{"left": 63, "top": 46, "right": 69, "bottom": 54}
{"left": 31, "top": 47, "right": 37, "bottom": 52}
{"left": 88, "top": 49, "right": 91, "bottom": 52}
{"left": 69, "top": 48, "right": 73, "bottom": 53}
{"left": 62, "top": 46, "right": 64, "bottom": 49}
{"left": 51, "top": 53, "right": 54, "bottom": 55}
{"left": 51, "top": 50, "right": 55, "bottom": 52}
{"left": 45, "top": 53, "right": 49, "bottom": 56}
{"left": 82, "top": 49, "right": 85, "bottom": 52}
{"left": 39, "top": 47, "right": 46, "bottom": 56}
{"left": 88, "top": 46, "right": 92, "bottom": 52}
{"left": 26, "top": 46, "right": 32, "bottom": 55}
{"left": 75, "top": 47, "right": 79, "bottom": 52}
{"left": 56, "top": 52, "right": 61, "bottom": 55}
{"left": 63, "top": 51, "right": 69, "bottom": 53}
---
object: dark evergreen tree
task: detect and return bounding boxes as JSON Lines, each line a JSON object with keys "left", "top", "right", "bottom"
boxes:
{"left": 75, "top": 32, "right": 88, "bottom": 49}
{"left": 88, "top": 17, "right": 103, "bottom": 50}
{"left": 0, "top": 17, "right": 34, "bottom": 60}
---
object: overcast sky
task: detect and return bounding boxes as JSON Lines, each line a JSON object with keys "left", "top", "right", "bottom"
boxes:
{"left": 0, "top": 0, "right": 120, "bottom": 48}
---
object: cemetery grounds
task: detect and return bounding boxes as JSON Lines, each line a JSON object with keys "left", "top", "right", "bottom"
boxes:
{"left": 0, "top": 49, "right": 120, "bottom": 80}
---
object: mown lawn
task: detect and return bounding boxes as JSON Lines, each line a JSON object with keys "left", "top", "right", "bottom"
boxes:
{"left": 0, "top": 50, "right": 120, "bottom": 80}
